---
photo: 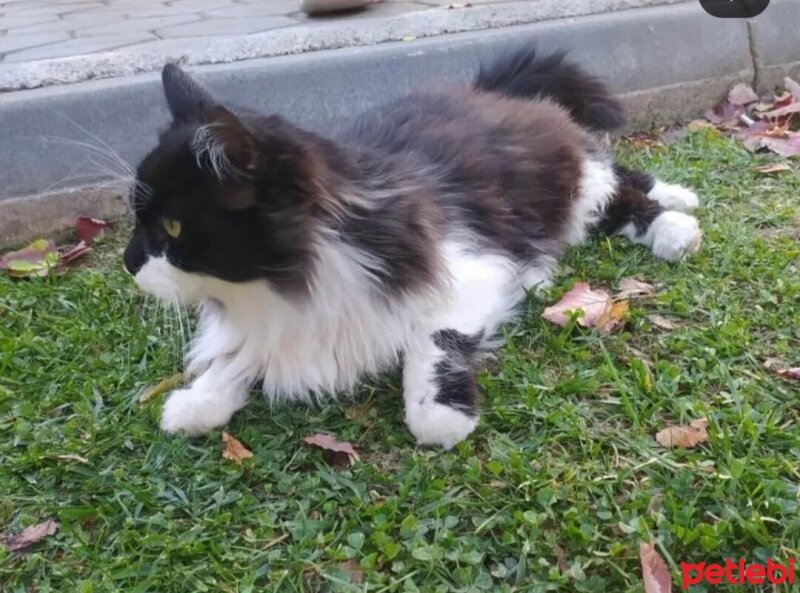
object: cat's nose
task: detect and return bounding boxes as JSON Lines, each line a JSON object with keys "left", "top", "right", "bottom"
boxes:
{"left": 123, "top": 239, "right": 147, "bottom": 276}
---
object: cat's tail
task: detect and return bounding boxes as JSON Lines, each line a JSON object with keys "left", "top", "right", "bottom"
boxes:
{"left": 474, "top": 46, "right": 625, "bottom": 132}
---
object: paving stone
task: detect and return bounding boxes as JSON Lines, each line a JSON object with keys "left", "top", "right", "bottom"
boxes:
{"left": 80, "top": 15, "right": 204, "bottom": 36}
{"left": 4, "top": 32, "right": 158, "bottom": 61}
{"left": 203, "top": 2, "right": 306, "bottom": 18}
{"left": 156, "top": 15, "right": 299, "bottom": 37}
{"left": 0, "top": 14, "right": 61, "bottom": 29}
{"left": 6, "top": 14, "right": 122, "bottom": 35}
{"left": 0, "top": 32, "right": 69, "bottom": 55}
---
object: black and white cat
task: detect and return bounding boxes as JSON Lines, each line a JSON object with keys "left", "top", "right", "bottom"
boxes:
{"left": 124, "top": 48, "right": 701, "bottom": 449}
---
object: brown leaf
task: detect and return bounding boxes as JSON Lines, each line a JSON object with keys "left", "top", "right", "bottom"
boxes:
{"left": 647, "top": 314, "right": 680, "bottom": 331}
{"left": 777, "top": 367, "right": 800, "bottom": 380}
{"left": 595, "top": 300, "right": 629, "bottom": 334}
{"left": 75, "top": 217, "right": 109, "bottom": 244}
{"left": 687, "top": 119, "right": 717, "bottom": 131}
{"left": 222, "top": 432, "right": 253, "bottom": 464}
{"left": 338, "top": 559, "right": 364, "bottom": 584}
{"left": 59, "top": 241, "right": 92, "bottom": 266}
{"left": 728, "top": 83, "right": 759, "bottom": 106}
{"left": 759, "top": 101, "right": 800, "bottom": 120}
{"left": 5, "top": 519, "right": 59, "bottom": 552}
{"left": 655, "top": 419, "right": 709, "bottom": 449}
{"left": 705, "top": 102, "right": 745, "bottom": 127}
{"left": 617, "top": 278, "right": 656, "bottom": 299}
{"left": 303, "top": 433, "right": 360, "bottom": 467}
{"left": 640, "top": 543, "right": 672, "bottom": 593}
{"left": 55, "top": 454, "right": 89, "bottom": 464}
{"left": 541, "top": 283, "right": 612, "bottom": 329}
{"left": 753, "top": 163, "right": 792, "bottom": 174}
{"left": 138, "top": 372, "right": 185, "bottom": 405}
{"left": 0, "top": 239, "right": 59, "bottom": 278}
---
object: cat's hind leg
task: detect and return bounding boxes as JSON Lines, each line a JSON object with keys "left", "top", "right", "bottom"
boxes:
{"left": 614, "top": 165, "right": 700, "bottom": 213}
{"left": 598, "top": 178, "right": 701, "bottom": 262}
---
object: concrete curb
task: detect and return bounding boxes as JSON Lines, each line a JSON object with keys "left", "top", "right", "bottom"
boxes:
{"left": 1, "top": 0, "right": 798, "bottom": 247}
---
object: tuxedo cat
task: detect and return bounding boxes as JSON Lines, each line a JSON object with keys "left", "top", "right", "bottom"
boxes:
{"left": 124, "top": 48, "right": 701, "bottom": 448}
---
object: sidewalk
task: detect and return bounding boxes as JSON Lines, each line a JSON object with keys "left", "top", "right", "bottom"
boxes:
{"left": 1, "top": 0, "right": 686, "bottom": 90}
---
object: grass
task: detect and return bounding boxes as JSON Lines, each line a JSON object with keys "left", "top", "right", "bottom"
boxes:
{"left": 1, "top": 128, "right": 799, "bottom": 593}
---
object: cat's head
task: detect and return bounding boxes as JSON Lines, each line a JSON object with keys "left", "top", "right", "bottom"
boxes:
{"left": 124, "top": 64, "right": 338, "bottom": 303}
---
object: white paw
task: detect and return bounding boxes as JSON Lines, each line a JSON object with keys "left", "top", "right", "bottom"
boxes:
{"left": 649, "top": 211, "right": 702, "bottom": 262}
{"left": 161, "top": 388, "right": 235, "bottom": 436}
{"left": 405, "top": 401, "right": 477, "bottom": 450}
{"left": 648, "top": 181, "right": 700, "bottom": 212}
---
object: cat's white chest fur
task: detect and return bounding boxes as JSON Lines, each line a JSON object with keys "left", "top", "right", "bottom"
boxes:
{"left": 186, "top": 238, "right": 436, "bottom": 401}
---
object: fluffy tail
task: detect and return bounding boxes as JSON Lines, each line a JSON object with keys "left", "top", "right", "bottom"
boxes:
{"left": 474, "top": 46, "right": 625, "bottom": 131}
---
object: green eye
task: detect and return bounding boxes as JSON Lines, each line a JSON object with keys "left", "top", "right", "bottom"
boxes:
{"left": 162, "top": 218, "right": 182, "bottom": 238}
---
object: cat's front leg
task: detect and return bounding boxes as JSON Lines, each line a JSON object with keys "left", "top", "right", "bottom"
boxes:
{"left": 402, "top": 330, "right": 481, "bottom": 449}
{"left": 161, "top": 366, "right": 250, "bottom": 436}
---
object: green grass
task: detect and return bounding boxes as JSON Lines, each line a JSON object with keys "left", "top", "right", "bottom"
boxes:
{"left": 1, "top": 129, "right": 799, "bottom": 593}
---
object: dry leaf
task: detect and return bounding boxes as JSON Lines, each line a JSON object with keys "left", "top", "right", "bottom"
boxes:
{"left": 542, "top": 283, "right": 612, "bottom": 329}
{"left": 688, "top": 119, "right": 716, "bottom": 131}
{"left": 647, "top": 314, "right": 680, "bottom": 331}
{"left": 655, "top": 419, "right": 709, "bottom": 449}
{"left": 596, "top": 300, "right": 629, "bottom": 334}
{"left": 338, "top": 559, "right": 364, "bottom": 584}
{"left": 222, "top": 432, "right": 253, "bottom": 464}
{"left": 0, "top": 239, "right": 59, "bottom": 278}
{"left": 55, "top": 454, "right": 89, "bottom": 464}
{"left": 138, "top": 372, "right": 185, "bottom": 404}
{"left": 303, "top": 433, "right": 360, "bottom": 467}
{"left": 5, "top": 519, "right": 59, "bottom": 552}
{"left": 75, "top": 217, "right": 108, "bottom": 244}
{"left": 640, "top": 543, "right": 672, "bottom": 593}
{"left": 59, "top": 241, "right": 92, "bottom": 266}
{"left": 760, "top": 102, "right": 800, "bottom": 120}
{"left": 777, "top": 367, "right": 800, "bottom": 380}
{"left": 753, "top": 163, "right": 792, "bottom": 174}
{"left": 617, "top": 278, "right": 656, "bottom": 299}
{"left": 728, "top": 83, "right": 759, "bottom": 106}
{"left": 763, "top": 357, "right": 785, "bottom": 370}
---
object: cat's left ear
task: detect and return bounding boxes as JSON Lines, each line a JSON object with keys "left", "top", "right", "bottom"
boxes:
{"left": 162, "top": 63, "right": 217, "bottom": 123}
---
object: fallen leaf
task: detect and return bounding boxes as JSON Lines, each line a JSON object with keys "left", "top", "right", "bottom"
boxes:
{"left": 729, "top": 83, "right": 759, "bottom": 106}
{"left": 640, "top": 543, "right": 672, "bottom": 593}
{"left": 338, "top": 559, "right": 364, "bottom": 584}
{"left": 777, "top": 368, "right": 800, "bottom": 380}
{"left": 59, "top": 241, "right": 92, "bottom": 266}
{"left": 222, "top": 432, "right": 253, "bottom": 464}
{"left": 138, "top": 372, "right": 185, "bottom": 404}
{"left": 753, "top": 163, "right": 792, "bottom": 174}
{"left": 655, "top": 419, "right": 709, "bottom": 449}
{"left": 647, "top": 314, "right": 680, "bottom": 331}
{"left": 763, "top": 357, "right": 785, "bottom": 370}
{"left": 617, "top": 278, "right": 656, "bottom": 299}
{"left": 760, "top": 101, "right": 800, "bottom": 120}
{"left": 0, "top": 239, "right": 58, "bottom": 278}
{"left": 595, "top": 300, "right": 629, "bottom": 334}
{"left": 75, "top": 217, "right": 108, "bottom": 244}
{"left": 705, "top": 102, "right": 745, "bottom": 127}
{"left": 5, "top": 519, "right": 59, "bottom": 552}
{"left": 303, "top": 433, "right": 360, "bottom": 467}
{"left": 687, "top": 119, "right": 717, "bottom": 131}
{"left": 542, "top": 283, "right": 613, "bottom": 329}
{"left": 55, "top": 454, "right": 89, "bottom": 464}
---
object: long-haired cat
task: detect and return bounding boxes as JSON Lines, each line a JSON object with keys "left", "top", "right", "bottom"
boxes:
{"left": 124, "top": 47, "right": 701, "bottom": 448}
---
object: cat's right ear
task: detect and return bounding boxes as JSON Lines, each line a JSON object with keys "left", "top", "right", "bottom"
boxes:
{"left": 162, "top": 63, "right": 217, "bottom": 124}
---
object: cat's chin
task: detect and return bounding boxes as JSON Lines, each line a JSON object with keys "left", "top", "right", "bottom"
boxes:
{"left": 134, "top": 255, "right": 203, "bottom": 304}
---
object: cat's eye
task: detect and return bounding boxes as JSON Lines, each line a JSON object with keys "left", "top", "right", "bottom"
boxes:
{"left": 162, "top": 218, "right": 182, "bottom": 238}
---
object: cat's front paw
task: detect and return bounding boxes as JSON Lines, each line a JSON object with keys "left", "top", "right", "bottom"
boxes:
{"left": 161, "top": 388, "right": 234, "bottom": 436}
{"left": 649, "top": 211, "right": 702, "bottom": 262}
{"left": 405, "top": 401, "right": 478, "bottom": 450}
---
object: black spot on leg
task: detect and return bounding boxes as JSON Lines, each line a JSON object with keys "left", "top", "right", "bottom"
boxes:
{"left": 434, "top": 358, "right": 479, "bottom": 416}
{"left": 431, "top": 328, "right": 482, "bottom": 416}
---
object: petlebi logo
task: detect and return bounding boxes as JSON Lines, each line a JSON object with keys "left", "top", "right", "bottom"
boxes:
{"left": 681, "top": 558, "right": 796, "bottom": 590}
{"left": 699, "top": 0, "right": 770, "bottom": 18}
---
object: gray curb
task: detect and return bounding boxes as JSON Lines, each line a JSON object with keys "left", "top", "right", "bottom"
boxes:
{"left": 1, "top": 0, "right": 798, "bottom": 247}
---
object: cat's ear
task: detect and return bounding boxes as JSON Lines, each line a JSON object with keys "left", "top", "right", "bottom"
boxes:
{"left": 162, "top": 63, "right": 217, "bottom": 123}
{"left": 194, "top": 106, "right": 259, "bottom": 209}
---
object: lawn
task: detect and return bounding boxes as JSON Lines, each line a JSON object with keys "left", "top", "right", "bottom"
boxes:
{"left": 1, "top": 128, "right": 799, "bottom": 592}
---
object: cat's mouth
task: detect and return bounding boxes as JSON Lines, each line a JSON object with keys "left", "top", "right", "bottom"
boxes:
{"left": 134, "top": 255, "right": 201, "bottom": 304}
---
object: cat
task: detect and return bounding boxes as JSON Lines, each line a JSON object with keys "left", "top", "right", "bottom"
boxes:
{"left": 124, "top": 47, "right": 701, "bottom": 449}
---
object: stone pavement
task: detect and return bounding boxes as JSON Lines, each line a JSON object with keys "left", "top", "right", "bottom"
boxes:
{"left": 0, "top": 0, "right": 687, "bottom": 90}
